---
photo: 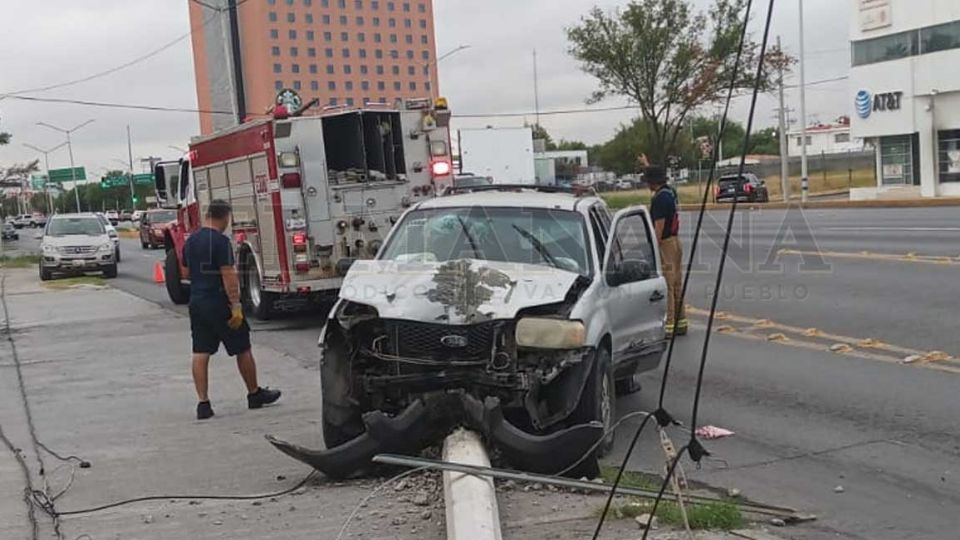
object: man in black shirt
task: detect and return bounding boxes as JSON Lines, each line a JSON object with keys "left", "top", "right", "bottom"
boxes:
{"left": 184, "top": 200, "right": 280, "bottom": 420}
{"left": 645, "top": 162, "right": 687, "bottom": 337}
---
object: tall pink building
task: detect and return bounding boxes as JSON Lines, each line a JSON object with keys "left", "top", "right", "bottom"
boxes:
{"left": 189, "top": 0, "right": 439, "bottom": 135}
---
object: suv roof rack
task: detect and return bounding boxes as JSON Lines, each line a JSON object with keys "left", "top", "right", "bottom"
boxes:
{"left": 444, "top": 184, "right": 596, "bottom": 197}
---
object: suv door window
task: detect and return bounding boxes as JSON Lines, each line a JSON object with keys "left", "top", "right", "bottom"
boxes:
{"left": 588, "top": 205, "right": 609, "bottom": 265}
{"left": 606, "top": 213, "right": 656, "bottom": 284}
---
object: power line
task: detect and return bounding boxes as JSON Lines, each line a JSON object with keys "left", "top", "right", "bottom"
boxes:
{"left": 1, "top": 95, "right": 235, "bottom": 116}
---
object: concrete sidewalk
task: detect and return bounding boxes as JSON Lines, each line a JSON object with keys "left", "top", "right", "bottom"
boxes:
{"left": 0, "top": 269, "right": 444, "bottom": 539}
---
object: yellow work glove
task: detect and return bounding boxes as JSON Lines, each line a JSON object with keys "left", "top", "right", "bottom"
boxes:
{"left": 227, "top": 304, "right": 244, "bottom": 330}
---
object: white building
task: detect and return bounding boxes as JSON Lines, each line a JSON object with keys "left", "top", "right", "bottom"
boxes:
{"left": 788, "top": 117, "right": 865, "bottom": 156}
{"left": 534, "top": 150, "right": 589, "bottom": 186}
{"left": 849, "top": 0, "right": 960, "bottom": 198}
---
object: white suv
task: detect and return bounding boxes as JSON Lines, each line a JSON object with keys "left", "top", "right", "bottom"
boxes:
{"left": 270, "top": 186, "right": 667, "bottom": 479}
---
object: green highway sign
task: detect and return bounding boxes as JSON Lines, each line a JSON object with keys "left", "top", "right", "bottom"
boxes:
{"left": 134, "top": 173, "right": 154, "bottom": 186}
{"left": 48, "top": 167, "right": 86, "bottom": 183}
{"left": 100, "top": 176, "right": 126, "bottom": 188}
{"left": 31, "top": 174, "right": 48, "bottom": 191}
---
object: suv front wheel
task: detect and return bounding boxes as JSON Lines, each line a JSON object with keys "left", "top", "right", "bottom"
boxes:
{"left": 566, "top": 344, "right": 615, "bottom": 477}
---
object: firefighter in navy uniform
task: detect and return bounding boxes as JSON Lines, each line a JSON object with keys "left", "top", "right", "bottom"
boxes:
{"left": 640, "top": 156, "right": 688, "bottom": 337}
{"left": 184, "top": 200, "right": 281, "bottom": 420}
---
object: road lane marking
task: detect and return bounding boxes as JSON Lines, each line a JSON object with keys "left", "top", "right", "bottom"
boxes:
{"left": 686, "top": 306, "right": 960, "bottom": 375}
{"left": 778, "top": 249, "right": 960, "bottom": 266}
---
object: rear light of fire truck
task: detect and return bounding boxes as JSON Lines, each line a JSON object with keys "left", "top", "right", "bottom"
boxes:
{"left": 281, "top": 173, "right": 302, "bottom": 189}
{"left": 292, "top": 232, "right": 308, "bottom": 253}
{"left": 292, "top": 232, "right": 310, "bottom": 273}
{"left": 430, "top": 160, "right": 452, "bottom": 177}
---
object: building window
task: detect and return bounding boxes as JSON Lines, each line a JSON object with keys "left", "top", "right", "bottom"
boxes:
{"left": 388, "top": 2, "right": 395, "bottom": 11}
{"left": 390, "top": 49, "right": 399, "bottom": 59}
{"left": 418, "top": 3, "right": 425, "bottom": 12}
{"left": 421, "top": 50, "right": 429, "bottom": 60}
{"left": 324, "top": 32, "right": 332, "bottom": 41}
{"left": 341, "top": 32, "right": 349, "bottom": 41}
{"left": 404, "top": 18, "right": 411, "bottom": 28}
{"left": 321, "top": 0, "right": 328, "bottom": 6}
{"left": 376, "top": 65, "right": 384, "bottom": 74}
{"left": 272, "top": 46, "right": 281, "bottom": 56}
{"left": 269, "top": 12, "right": 278, "bottom": 22}
{"left": 307, "top": 30, "right": 315, "bottom": 41}
{"left": 921, "top": 20, "right": 960, "bottom": 55}
{"left": 346, "top": 97, "right": 355, "bottom": 106}
{"left": 285, "top": 0, "right": 293, "bottom": 5}
{"left": 287, "top": 13, "right": 295, "bottom": 23}
{"left": 834, "top": 132, "right": 850, "bottom": 143}
{"left": 342, "top": 48, "right": 351, "bottom": 58}
{"left": 325, "top": 48, "right": 334, "bottom": 57}
{"left": 354, "top": 0, "right": 362, "bottom": 7}
{"left": 392, "top": 65, "right": 400, "bottom": 75}
{"left": 304, "top": 0, "right": 312, "bottom": 5}
{"left": 795, "top": 136, "right": 811, "bottom": 147}
{"left": 346, "top": 81, "right": 354, "bottom": 90}
{"left": 329, "top": 81, "right": 337, "bottom": 90}
{"left": 275, "top": 80, "right": 283, "bottom": 90}
{"left": 339, "top": 15, "right": 347, "bottom": 24}
{"left": 359, "top": 48, "right": 367, "bottom": 58}
{"left": 393, "top": 81, "right": 401, "bottom": 91}
{"left": 356, "top": 16, "right": 364, "bottom": 25}
{"left": 329, "top": 97, "right": 338, "bottom": 106}
{"left": 338, "top": 0, "right": 346, "bottom": 7}
{"left": 309, "top": 64, "right": 318, "bottom": 73}
{"left": 270, "top": 29, "right": 279, "bottom": 39}
{"left": 290, "top": 47, "right": 298, "bottom": 56}
{"left": 344, "top": 65, "right": 352, "bottom": 74}
{"left": 374, "top": 33, "right": 382, "bottom": 43}
{"left": 358, "top": 33, "right": 366, "bottom": 42}
{"left": 311, "top": 80, "right": 319, "bottom": 91}
{"left": 326, "top": 65, "right": 335, "bottom": 74}
{"left": 389, "top": 18, "right": 396, "bottom": 28}
{"left": 409, "top": 81, "right": 416, "bottom": 91}
{"left": 362, "top": 80, "right": 370, "bottom": 90}
{"left": 377, "top": 81, "right": 385, "bottom": 90}
{"left": 880, "top": 134, "right": 917, "bottom": 185}
{"left": 420, "top": 35, "right": 428, "bottom": 44}
{"left": 372, "top": 0, "right": 379, "bottom": 8}
{"left": 406, "top": 35, "right": 413, "bottom": 44}
{"left": 425, "top": 81, "right": 430, "bottom": 91}
{"left": 389, "top": 34, "right": 397, "bottom": 43}
{"left": 293, "top": 80, "right": 301, "bottom": 90}
{"left": 306, "top": 13, "right": 313, "bottom": 24}
{"left": 406, "top": 50, "right": 414, "bottom": 59}
{"left": 938, "top": 130, "right": 960, "bottom": 183}
{"left": 289, "top": 30, "right": 297, "bottom": 39}
{"left": 269, "top": 0, "right": 276, "bottom": 4}
{"left": 373, "top": 17, "right": 380, "bottom": 27}
{"left": 360, "top": 64, "right": 368, "bottom": 74}
{"left": 291, "top": 64, "right": 300, "bottom": 73}
{"left": 423, "top": 65, "right": 429, "bottom": 76}
{"left": 375, "top": 49, "right": 383, "bottom": 58}
{"left": 322, "top": 14, "right": 330, "bottom": 24}
{"left": 273, "top": 63, "right": 282, "bottom": 73}
{"left": 309, "top": 46, "right": 317, "bottom": 55}
{"left": 419, "top": 19, "right": 426, "bottom": 29}
{"left": 407, "top": 66, "right": 415, "bottom": 75}
{"left": 852, "top": 29, "right": 918, "bottom": 66}
{"left": 403, "top": 2, "right": 410, "bottom": 12}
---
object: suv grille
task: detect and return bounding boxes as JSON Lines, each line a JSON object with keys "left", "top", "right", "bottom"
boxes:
{"left": 61, "top": 246, "right": 96, "bottom": 255}
{"left": 383, "top": 319, "right": 502, "bottom": 360}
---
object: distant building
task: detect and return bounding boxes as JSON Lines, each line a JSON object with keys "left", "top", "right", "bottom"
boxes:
{"left": 788, "top": 117, "right": 865, "bottom": 157}
{"left": 188, "top": 0, "right": 439, "bottom": 135}
{"left": 534, "top": 150, "right": 589, "bottom": 186}
{"left": 849, "top": 0, "right": 960, "bottom": 198}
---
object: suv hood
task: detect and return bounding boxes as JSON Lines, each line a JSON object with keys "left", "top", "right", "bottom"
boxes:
{"left": 340, "top": 258, "right": 582, "bottom": 324}
{"left": 43, "top": 234, "right": 110, "bottom": 247}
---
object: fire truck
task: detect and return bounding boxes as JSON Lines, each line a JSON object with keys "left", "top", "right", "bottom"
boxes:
{"left": 154, "top": 96, "right": 454, "bottom": 318}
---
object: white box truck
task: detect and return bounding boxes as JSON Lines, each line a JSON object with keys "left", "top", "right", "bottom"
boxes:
{"left": 459, "top": 127, "right": 536, "bottom": 184}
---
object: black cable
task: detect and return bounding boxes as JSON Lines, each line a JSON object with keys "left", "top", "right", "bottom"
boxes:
{"left": 55, "top": 471, "right": 317, "bottom": 516}
{"left": 1, "top": 95, "right": 237, "bottom": 116}
{"left": 656, "top": 0, "right": 757, "bottom": 422}
{"left": 688, "top": 0, "right": 777, "bottom": 462}
{"left": 0, "top": 423, "right": 40, "bottom": 540}
{"left": 590, "top": 412, "right": 653, "bottom": 540}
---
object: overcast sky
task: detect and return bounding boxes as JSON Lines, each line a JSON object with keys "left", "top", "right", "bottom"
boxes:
{"left": 0, "top": 0, "right": 851, "bottom": 176}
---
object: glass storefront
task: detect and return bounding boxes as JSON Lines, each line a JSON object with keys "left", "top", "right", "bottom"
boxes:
{"left": 938, "top": 130, "right": 960, "bottom": 183}
{"left": 879, "top": 134, "right": 919, "bottom": 185}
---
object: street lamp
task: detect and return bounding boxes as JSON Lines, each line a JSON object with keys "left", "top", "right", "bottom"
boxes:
{"left": 37, "top": 119, "right": 95, "bottom": 212}
{"left": 168, "top": 145, "right": 187, "bottom": 154}
{"left": 23, "top": 141, "right": 68, "bottom": 214}
{"left": 424, "top": 44, "right": 471, "bottom": 97}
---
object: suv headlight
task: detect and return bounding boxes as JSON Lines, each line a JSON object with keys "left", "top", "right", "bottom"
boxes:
{"left": 42, "top": 244, "right": 58, "bottom": 254}
{"left": 516, "top": 318, "right": 586, "bottom": 349}
{"left": 98, "top": 242, "right": 114, "bottom": 252}
{"left": 335, "top": 300, "right": 379, "bottom": 329}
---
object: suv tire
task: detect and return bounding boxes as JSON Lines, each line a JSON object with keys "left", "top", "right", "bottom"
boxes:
{"left": 39, "top": 265, "right": 52, "bottom": 281}
{"left": 320, "top": 341, "right": 364, "bottom": 448}
{"left": 164, "top": 249, "right": 190, "bottom": 305}
{"left": 103, "top": 263, "right": 118, "bottom": 279}
{"left": 566, "top": 344, "right": 615, "bottom": 477}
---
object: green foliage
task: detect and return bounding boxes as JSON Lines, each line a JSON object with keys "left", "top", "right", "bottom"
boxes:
{"left": 568, "top": 0, "right": 789, "bottom": 164}
{"left": 602, "top": 497, "right": 744, "bottom": 530}
{"left": 0, "top": 255, "right": 42, "bottom": 268}
{"left": 0, "top": 132, "right": 10, "bottom": 145}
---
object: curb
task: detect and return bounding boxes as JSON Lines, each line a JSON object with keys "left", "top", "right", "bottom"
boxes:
{"left": 679, "top": 197, "right": 960, "bottom": 211}
{"left": 442, "top": 429, "right": 502, "bottom": 540}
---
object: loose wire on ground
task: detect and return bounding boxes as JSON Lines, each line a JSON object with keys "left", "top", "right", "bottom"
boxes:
{"left": 335, "top": 466, "right": 431, "bottom": 540}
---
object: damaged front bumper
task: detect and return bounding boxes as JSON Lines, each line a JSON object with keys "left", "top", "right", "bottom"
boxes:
{"left": 267, "top": 392, "right": 603, "bottom": 480}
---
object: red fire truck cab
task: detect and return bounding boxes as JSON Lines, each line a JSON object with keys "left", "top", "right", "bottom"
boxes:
{"left": 155, "top": 98, "right": 453, "bottom": 318}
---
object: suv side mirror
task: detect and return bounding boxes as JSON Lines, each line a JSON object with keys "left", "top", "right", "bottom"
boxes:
{"left": 606, "top": 258, "right": 653, "bottom": 286}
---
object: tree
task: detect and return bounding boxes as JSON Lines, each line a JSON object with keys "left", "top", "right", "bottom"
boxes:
{"left": 593, "top": 118, "right": 659, "bottom": 175}
{"left": 530, "top": 124, "right": 555, "bottom": 149}
{"left": 567, "top": 0, "right": 787, "bottom": 165}
{"left": 748, "top": 127, "right": 780, "bottom": 155}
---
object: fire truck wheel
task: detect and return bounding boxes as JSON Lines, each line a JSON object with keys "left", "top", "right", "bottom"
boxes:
{"left": 165, "top": 249, "right": 190, "bottom": 305}
{"left": 242, "top": 253, "right": 275, "bottom": 320}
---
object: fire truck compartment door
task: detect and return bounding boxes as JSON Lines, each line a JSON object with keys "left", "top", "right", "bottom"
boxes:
{"left": 294, "top": 124, "right": 332, "bottom": 224}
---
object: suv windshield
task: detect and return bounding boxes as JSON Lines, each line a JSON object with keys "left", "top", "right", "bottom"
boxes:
{"left": 47, "top": 217, "right": 104, "bottom": 236}
{"left": 145, "top": 210, "right": 176, "bottom": 224}
{"left": 381, "top": 206, "right": 590, "bottom": 275}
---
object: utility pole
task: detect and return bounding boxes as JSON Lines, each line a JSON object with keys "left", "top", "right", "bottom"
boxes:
{"left": 798, "top": 0, "right": 809, "bottom": 203}
{"left": 127, "top": 125, "right": 136, "bottom": 209}
{"left": 533, "top": 49, "right": 541, "bottom": 129}
{"left": 139, "top": 156, "right": 163, "bottom": 174}
{"left": 23, "top": 141, "right": 68, "bottom": 214}
{"left": 37, "top": 119, "right": 95, "bottom": 212}
{"left": 776, "top": 36, "right": 791, "bottom": 202}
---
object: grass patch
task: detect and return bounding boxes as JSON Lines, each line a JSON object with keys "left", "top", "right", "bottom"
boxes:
{"left": 42, "top": 276, "right": 106, "bottom": 289}
{"left": 0, "top": 255, "right": 41, "bottom": 268}
{"left": 600, "top": 498, "right": 744, "bottom": 530}
{"left": 599, "top": 465, "right": 661, "bottom": 491}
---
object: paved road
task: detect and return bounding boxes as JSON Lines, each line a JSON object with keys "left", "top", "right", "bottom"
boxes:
{"left": 101, "top": 207, "right": 960, "bottom": 539}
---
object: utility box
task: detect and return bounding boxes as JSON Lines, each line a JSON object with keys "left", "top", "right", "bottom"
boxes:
{"left": 459, "top": 127, "right": 535, "bottom": 184}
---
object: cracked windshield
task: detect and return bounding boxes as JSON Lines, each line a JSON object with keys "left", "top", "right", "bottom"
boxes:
{"left": 0, "top": 0, "right": 956, "bottom": 539}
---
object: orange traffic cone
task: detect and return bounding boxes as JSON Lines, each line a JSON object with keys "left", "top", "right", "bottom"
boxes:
{"left": 153, "top": 261, "right": 165, "bottom": 284}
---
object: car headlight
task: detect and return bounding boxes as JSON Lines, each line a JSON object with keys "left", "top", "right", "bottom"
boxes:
{"left": 335, "top": 300, "right": 379, "bottom": 329}
{"left": 42, "top": 244, "right": 58, "bottom": 254}
{"left": 515, "top": 318, "right": 586, "bottom": 349}
{"left": 98, "top": 242, "right": 114, "bottom": 252}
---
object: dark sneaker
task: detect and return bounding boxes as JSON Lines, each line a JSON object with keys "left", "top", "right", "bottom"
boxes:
{"left": 248, "top": 387, "right": 281, "bottom": 409}
{"left": 197, "top": 401, "right": 214, "bottom": 420}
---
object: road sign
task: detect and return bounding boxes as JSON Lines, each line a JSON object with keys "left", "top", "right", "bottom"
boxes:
{"left": 31, "top": 174, "right": 48, "bottom": 190}
{"left": 100, "top": 176, "right": 126, "bottom": 189}
{"left": 48, "top": 167, "right": 86, "bottom": 183}
{"left": 133, "top": 173, "right": 154, "bottom": 186}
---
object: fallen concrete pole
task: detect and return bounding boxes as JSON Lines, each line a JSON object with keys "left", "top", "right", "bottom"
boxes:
{"left": 442, "top": 429, "right": 503, "bottom": 540}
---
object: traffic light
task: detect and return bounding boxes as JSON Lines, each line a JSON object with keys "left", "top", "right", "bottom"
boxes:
{"left": 132, "top": 195, "right": 139, "bottom": 204}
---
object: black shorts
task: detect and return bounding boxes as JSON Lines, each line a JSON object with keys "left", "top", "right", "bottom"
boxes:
{"left": 189, "top": 301, "right": 251, "bottom": 356}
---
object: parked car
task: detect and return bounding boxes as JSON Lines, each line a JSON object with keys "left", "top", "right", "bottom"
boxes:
{"left": 2, "top": 222, "right": 19, "bottom": 241}
{"left": 13, "top": 214, "right": 35, "bottom": 229}
{"left": 268, "top": 186, "right": 668, "bottom": 479}
{"left": 119, "top": 209, "right": 133, "bottom": 222}
{"left": 614, "top": 179, "right": 634, "bottom": 191}
{"left": 95, "top": 213, "right": 121, "bottom": 262}
{"left": 32, "top": 213, "right": 48, "bottom": 227}
{"left": 451, "top": 173, "right": 494, "bottom": 191}
{"left": 105, "top": 210, "right": 120, "bottom": 225}
{"left": 139, "top": 209, "right": 177, "bottom": 249}
{"left": 39, "top": 213, "right": 118, "bottom": 280}
{"left": 131, "top": 210, "right": 144, "bottom": 224}
{"left": 714, "top": 173, "right": 770, "bottom": 203}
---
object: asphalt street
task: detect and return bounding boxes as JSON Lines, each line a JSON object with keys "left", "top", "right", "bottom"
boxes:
{"left": 81, "top": 207, "right": 960, "bottom": 539}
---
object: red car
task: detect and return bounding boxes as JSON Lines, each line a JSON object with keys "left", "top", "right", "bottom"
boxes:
{"left": 139, "top": 209, "right": 177, "bottom": 249}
